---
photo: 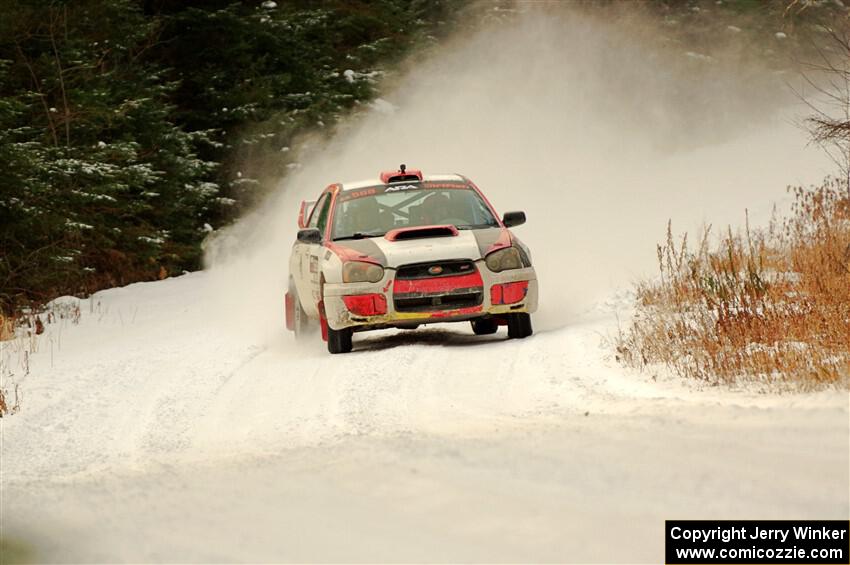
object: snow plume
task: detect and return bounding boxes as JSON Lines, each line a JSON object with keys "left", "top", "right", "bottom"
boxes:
{"left": 205, "top": 5, "right": 830, "bottom": 338}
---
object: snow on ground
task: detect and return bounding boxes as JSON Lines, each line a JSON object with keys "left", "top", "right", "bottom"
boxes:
{"left": 1, "top": 272, "right": 847, "bottom": 562}
{"left": 3, "top": 8, "right": 850, "bottom": 562}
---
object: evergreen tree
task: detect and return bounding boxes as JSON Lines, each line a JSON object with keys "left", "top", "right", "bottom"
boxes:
{"left": 0, "top": 0, "right": 456, "bottom": 314}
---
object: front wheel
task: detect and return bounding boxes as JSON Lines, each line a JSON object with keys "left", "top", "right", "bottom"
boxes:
{"left": 507, "top": 313, "right": 533, "bottom": 339}
{"left": 327, "top": 326, "right": 353, "bottom": 354}
{"left": 471, "top": 318, "right": 498, "bottom": 335}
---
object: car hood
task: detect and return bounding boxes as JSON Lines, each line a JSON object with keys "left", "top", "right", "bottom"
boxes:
{"left": 332, "top": 227, "right": 507, "bottom": 269}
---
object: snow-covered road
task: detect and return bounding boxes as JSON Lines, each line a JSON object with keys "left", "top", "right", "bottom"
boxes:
{"left": 2, "top": 273, "right": 847, "bottom": 562}
{"left": 4, "top": 8, "right": 850, "bottom": 562}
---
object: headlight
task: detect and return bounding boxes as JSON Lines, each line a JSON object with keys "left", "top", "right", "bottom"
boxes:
{"left": 342, "top": 261, "right": 384, "bottom": 283}
{"left": 485, "top": 247, "right": 523, "bottom": 272}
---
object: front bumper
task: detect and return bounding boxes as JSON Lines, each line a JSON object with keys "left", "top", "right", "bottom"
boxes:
{"left": 322, "top": 262, "right": 538, "bottom": 331}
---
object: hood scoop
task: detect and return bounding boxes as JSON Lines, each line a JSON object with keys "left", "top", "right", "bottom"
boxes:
{"left": 385, "top": 224, "right": 459, "bottom": 242}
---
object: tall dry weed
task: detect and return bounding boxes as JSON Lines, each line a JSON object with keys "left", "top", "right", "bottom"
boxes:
{"left": 618, "top": 178, "right": 850, "bottom": 388}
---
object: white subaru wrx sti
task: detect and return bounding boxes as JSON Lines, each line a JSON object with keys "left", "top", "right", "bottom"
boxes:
{"left": 285, "top": 166, "right": 539, "bottom": 353}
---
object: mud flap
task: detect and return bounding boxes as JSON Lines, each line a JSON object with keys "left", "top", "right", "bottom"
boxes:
{"left": 284, "top": 292, "right": 295, "bottom": 331}
{"left": 318, "top": 300, "right": 329, "bottom": 342}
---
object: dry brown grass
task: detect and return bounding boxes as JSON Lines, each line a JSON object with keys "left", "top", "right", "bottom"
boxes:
{"left": 0, "top": 314, "right": 14, "bottom": 341}
{"left": 617, "top": 178, "right": 850, "bottom": 389}
{"left": 0, "top": 384, "right": 20, "bottom": 417}
{"left": 0, "top": 301, "right": 81, "bottom": 416}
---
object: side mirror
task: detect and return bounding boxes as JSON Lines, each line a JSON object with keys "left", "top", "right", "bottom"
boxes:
{"left": 502, "top": 211, "right": 526, "bottom": 228}
{"left": 297, "top": 228, "right": 322, "bottom": 244}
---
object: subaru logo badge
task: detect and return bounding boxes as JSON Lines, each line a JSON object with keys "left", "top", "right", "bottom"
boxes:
{"left": 428, "top": 265, "right": 443, "bottom": 275}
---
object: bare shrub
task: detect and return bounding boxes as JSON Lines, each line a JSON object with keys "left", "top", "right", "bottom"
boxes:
{"left": 0, "top": 384, "right": 20, "bottom": 417}
{"left": 617, "top": 177, "right": 850, "bottom": 388}
{"left": 0, "top": 299, "right": 82, "bottom": 416}
{"left": 795, "top": 24, "right": 850, "bottom": 195}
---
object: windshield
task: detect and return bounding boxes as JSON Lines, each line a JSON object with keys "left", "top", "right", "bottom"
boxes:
{"left": 331, "top": 182, "right": 499, "bottom": 240}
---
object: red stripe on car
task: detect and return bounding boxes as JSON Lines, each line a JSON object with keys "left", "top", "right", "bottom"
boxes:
{"left": 323, "top": 241, "right": 382, "bottom": 264}
{"left": 429, "top": 305, "right": 483, "bottom": 318}
{"left": 393, "top": 271, "right": 483, "bottom": 294}
{"left": 486, "top": 228, "right": 513, "bottom": 255}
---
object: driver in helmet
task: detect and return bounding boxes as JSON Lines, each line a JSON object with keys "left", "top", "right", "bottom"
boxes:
{"left": 421, "top": 192, "right": 452, "bottom": 225}
{"left": 347, "top": 197, "right": 392, "bottom": 234}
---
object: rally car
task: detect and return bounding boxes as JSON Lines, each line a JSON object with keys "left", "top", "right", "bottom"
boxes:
{"left": 285, "top": 165, "right": 538, "bottom": 353}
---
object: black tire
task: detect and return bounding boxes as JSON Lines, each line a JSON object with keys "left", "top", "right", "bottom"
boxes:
{"left": 289, "top": 281, "right": 310, "bottom": 339}
{"left": 507, "top": 313, "right": 533, "bottom": 339}
{"left": 471, "top": 318, "right": 498, "bottom": 335}
{"left": 327, "top": 326, "right": 353, "bottom": 354}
